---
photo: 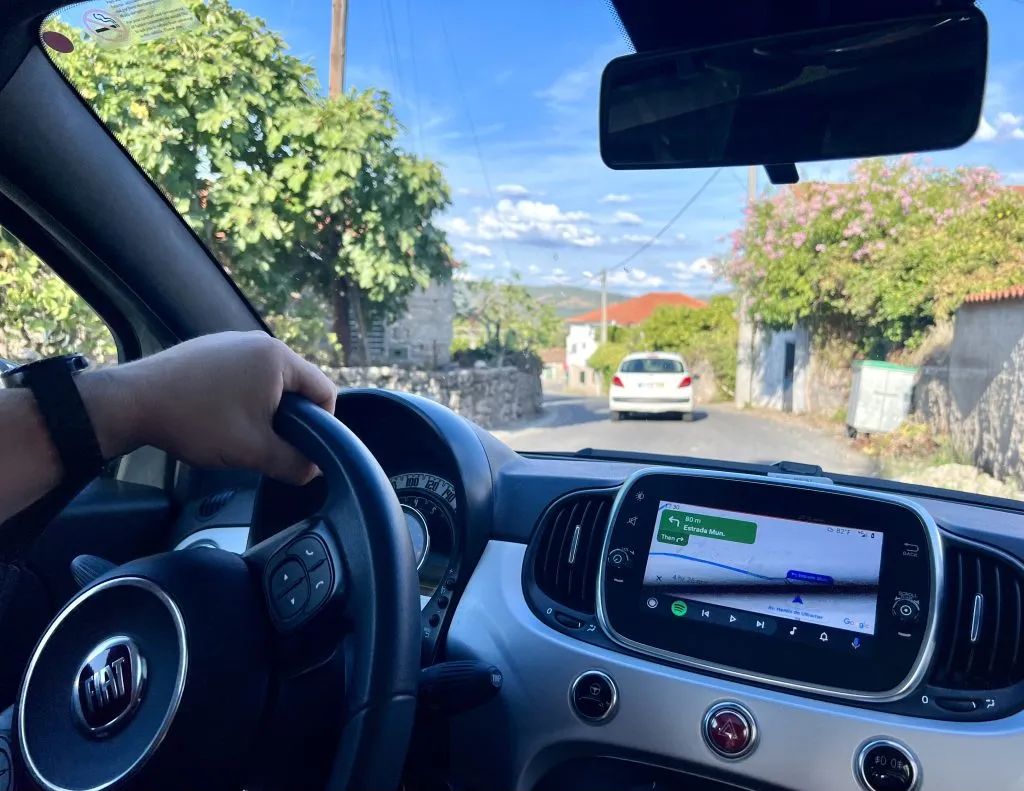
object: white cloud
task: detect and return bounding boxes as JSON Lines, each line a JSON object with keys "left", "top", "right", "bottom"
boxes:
{"left": 528, "top": 264, "right": 542, "bottom": 274}
{"left": 496, "top": 184, "right": 530, "bottom": 197}
{"left": 447, "top": 199, "right": 601, "bottom": 248}
{"left": 667, "top": 258, "right": 718, "bottom": 282}
{"left": 974, "top": 112, "right": 1024, "bottom": 142}
{"left": 675, "top": 233, "right": 687, "bottom": 243}
{"left": 600, "top": 193, "right": 631, "bottom": 203}
{"left": 606, "top": 267, "right": 665, "bottom": 290}
{"left": 475, "top": 262, "right": 497, "bottom": 271}
{"left": 613, "top": 210, "right": 643, "bottom": 225}
{"left": 619, "top": 233, "right": 659, "bottom": 245}
{"left": 461, "top": 242, "right": 493, "bottom": 258}
{"left": 543, "top": 267, "right": 572, "bottom": 285}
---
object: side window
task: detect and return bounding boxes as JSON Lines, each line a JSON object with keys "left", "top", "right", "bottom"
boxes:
{"left": 0, "top": 227, "right": 116, "bottom": 367}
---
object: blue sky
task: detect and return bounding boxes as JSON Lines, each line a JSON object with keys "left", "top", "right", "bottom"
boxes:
{"left": 170, "top": 1, "right": 1024, "bottom": 296}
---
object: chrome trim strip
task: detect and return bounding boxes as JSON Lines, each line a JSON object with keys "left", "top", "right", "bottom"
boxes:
{"left": 854, "top": 738, "right": 921, "bottom": 791}
{"left": 18, "top": 576, "right": 189, "bottom": 791}
{"left": 595, "top": 466, "right": 944, "bottom": 703}
{"left": 970, "top": 593, "right": 984, "bottom": 644}
{"left": 568, "top": 524, "right": 581, "bottom": 566}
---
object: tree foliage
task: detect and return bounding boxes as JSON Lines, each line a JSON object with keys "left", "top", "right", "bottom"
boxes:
{"left": 453, "top": 275, "right": 564, "bottom": 355}
{"left": 725, "top": 157, "right": 1024, "bottom": 356}
{"left": 0, "top": 230, "right": 115, "bottom": 364}
{"left": 586, "top": 296, "right": 738, "bottom": 396}
{"left": 37, "top": 0, "right": 454, "bottom": 365}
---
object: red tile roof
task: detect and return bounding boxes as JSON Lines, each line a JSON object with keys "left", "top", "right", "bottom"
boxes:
{"left": 539, "top": 348, "right": 566, "bottom": 364}
{"left": 963, "top": 285, "right": 1024, "bottom": 305}
{"left": 567, "top": 291, "right": 707, "bottom": 325}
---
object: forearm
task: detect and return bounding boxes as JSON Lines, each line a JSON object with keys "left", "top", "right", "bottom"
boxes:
{"left": 0, "top": 367, "right": 144, "bottom": 524}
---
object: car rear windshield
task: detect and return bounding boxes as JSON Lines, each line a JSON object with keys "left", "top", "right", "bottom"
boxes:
{"left": 620, "top": 359, "right": 685, "bottom": 374}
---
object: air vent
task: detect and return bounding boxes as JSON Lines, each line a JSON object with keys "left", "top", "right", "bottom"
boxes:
{"left": 930, "top": 539, "right": 1024, "bottom": 690}
{"left": 533, "top": 490, "right": 615, "bottom": 615}
{"left": 196, "top": 489, "right": 236, "bottom": 520}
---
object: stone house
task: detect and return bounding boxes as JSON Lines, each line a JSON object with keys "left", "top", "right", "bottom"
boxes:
{"left": 915, "top": 285, "right": 1024, "bottom": 487}
{"left": 565, "top": 291, "right": 708, "bottom": 395}
{"left": 358, "top": 280, "right": 455, "bottom": 368}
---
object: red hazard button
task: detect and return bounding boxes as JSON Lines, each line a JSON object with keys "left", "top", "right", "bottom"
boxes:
{"left": 702, "top": 702, "right": 757, "bottom": 759}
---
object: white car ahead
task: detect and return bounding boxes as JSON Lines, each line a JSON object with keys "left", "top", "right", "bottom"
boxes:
{"left": 609, "top": 352, "right": 694, "bottom": 421}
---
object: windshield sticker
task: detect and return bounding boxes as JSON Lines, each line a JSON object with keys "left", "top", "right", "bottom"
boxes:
{"left": 40, "top": 30, "right": 75, "bottom": 54}
{"left": 81, "top": 8, "right": 132, "bottom": 48}
{"left": 106, "top": 0, "right": 198, "bottom": 44}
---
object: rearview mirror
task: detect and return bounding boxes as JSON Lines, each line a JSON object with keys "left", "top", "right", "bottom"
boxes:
{"left": 599, "top": 10, "right": 986, "bottom": 171}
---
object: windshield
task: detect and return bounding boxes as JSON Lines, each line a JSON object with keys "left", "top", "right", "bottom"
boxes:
{"left": 621, "top": 359, "right": 685, "bottom": 374}
{"left": 36, "top": 0, "right": 1024, "bottom": 503}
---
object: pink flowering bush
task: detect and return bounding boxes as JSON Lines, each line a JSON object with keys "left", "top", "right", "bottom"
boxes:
{"left": 724, "top": 157, "right": 1024, "bottom": 354}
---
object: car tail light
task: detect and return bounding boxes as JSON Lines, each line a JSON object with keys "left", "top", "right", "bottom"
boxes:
{"left": 612, "top": 375, "right": 624, "bottom": 388}
{"left": 678, "top": 376, "right": 692, "bottom": 388}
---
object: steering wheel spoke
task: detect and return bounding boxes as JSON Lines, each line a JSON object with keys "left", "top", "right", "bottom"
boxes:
{"left": 10, "top": 394, "right": 420, "bottom": 791}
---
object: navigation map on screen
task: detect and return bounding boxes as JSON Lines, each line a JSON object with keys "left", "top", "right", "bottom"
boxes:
{"left": 643, "top": 501, "right": 884, "bottom": 635}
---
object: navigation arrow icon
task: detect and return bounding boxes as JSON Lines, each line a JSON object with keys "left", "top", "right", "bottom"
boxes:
{"left": 792, "top": 595, "right": 803, "bottom": 604}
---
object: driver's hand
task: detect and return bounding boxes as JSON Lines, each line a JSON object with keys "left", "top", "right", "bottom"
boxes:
{"left": 109, "top": 331, "right": 337, "bottom": 484}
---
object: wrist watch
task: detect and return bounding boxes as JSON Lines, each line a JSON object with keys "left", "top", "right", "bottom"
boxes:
{"left": 1, "top": 353, "right": 106, "bottom": 482}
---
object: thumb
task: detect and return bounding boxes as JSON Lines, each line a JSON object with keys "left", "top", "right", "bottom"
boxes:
{"left": 260, "top": 436, "right": 321, "bottom": 486}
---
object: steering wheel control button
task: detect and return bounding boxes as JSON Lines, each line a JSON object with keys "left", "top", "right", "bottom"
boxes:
{"left": 857, "top": 740, "right": 919, "bottom": 791}
{"left": 306, "top": 561, "right": 333, "bottom": 612}
{"left": 270, "top": 559, "right": 305, "bottom": 599}
{"left": 570, "top": 670, "right": 618, "bottom": 724}
{"left": 72, "top": 636, "right": 147, "bottom": 737}
{"left": 289, "top": 536, "right": 328, "bottom": 570}
{"left": 702, "top": 702, "right": 757, "bottom": 760}
{"left": 274, "top": 581, "right": 309, "bottom": 620}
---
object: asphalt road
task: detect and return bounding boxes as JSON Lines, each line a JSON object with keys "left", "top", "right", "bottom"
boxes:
{"left": 496, "top": 394, "right": 877, "bottom": 476}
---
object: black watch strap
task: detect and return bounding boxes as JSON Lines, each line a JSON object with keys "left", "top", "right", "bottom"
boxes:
{"left": 3, "top": 355, "right": 105, "bottom": 484}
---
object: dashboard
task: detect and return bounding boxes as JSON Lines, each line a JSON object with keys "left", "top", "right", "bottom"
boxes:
{"left": 167, "top": 389, "right": 1024, "bottom": 791}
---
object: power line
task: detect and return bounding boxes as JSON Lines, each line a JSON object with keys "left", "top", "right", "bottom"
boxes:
{"left": 436, "top": 0, "right": 513, "bottom": 268}
{"left": 613, "top": 167, "right": 723, "bottom": 270}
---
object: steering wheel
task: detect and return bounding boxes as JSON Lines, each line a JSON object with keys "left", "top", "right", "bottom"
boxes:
{"left": 0, "top": 394, "right": 421, "bottom": 791}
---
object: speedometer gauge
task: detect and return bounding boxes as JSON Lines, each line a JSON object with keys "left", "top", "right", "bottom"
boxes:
{"left": 389, "top": 472, "right": 456, "bottom": 595}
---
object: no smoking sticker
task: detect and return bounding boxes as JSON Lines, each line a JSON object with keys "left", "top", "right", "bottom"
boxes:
{"left": 81, "top": 8, "right": 132, "bottom": 48}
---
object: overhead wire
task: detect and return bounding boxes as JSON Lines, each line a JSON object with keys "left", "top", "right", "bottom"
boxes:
{"left": 436, "top": 0, "right": 514, "bottom": 270}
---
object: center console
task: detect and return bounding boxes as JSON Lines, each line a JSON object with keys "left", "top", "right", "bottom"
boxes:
{"left": 597, "top": 469, "right": 943, "bottom": 701}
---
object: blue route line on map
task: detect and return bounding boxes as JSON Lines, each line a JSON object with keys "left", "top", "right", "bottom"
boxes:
{"left": 648, "top": 552, "right": 781, "bottom": 581}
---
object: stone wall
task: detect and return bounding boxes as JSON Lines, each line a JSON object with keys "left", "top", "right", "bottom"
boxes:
{"left": 912, "top": 300, "right": 1024, "bottom": 487}
{"left": 327, "top": 365, "right": 543, "bottom": 429}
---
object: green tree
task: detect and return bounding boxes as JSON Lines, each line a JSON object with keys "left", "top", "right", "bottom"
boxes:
{"left": 454, "top": 275, "right": 564, "bottom": 354}
{"left": 586, "top": 296, "right": 738, "bottom": 396}
{"left": 48, "top": 0, "right": 453, "bottom": 365}
{"left": 726, "top": 157, "right": 1024, "bottom": 355}
{"left": 0, "top": 230, "right": 115, "bottom": 363}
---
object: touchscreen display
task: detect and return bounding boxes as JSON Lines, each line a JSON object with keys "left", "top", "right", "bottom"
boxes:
{"left": 643, "top": 500, "right": 883, "bottom": 636}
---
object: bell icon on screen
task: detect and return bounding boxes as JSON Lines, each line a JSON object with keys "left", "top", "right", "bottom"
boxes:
{"left": 819, "top": 632, "right": 828, "bottom": 642}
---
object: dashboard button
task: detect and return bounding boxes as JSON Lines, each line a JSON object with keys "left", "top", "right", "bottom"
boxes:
{"left": 570, "top": 671, "right": 617, "bottom": 724}
{"left": 607, "top": 547, "right": 632, "bottom": 569}
{"left": 702, "top": 702, "right": 757, "bottom": 760}
{"left": 555, "top": 612, "right": 583, "bottom": 629}
{"left": 892, "top": 598, "right": 921, "bottom": 623}
{"left": 289, "top": 536, "right": 328, "bottom": 570}
{"left": 269, "top": 560, "right": 305, "bottom": 599}
{"left": 857, "top": 740, "right": 918, "bottom": 791}
{"left": 935, "top": 697, "right": 977, "bottom": 713}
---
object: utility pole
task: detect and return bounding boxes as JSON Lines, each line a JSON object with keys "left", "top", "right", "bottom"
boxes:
{"left": 735, "top": 166, "right": 758, "bottom": 408}
{"left": 329, "top": 0, "right": 348, "bottom": 99}
{"left": 600, "top": 269, "right": 608, "bottom": 344}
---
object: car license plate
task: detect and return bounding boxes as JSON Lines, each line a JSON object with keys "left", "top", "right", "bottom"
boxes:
{"left": 641, "top": 382, "right": 664, "bottom": 389}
